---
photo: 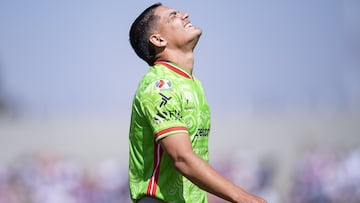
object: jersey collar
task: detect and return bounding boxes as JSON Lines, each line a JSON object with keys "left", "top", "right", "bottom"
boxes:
{"left": 154, "top": 61, "right": 193, "bottom": 79}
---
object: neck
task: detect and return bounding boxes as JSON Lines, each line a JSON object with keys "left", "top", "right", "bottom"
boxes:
{"left": 157, "top": 49, "right": 195, "bottom": 74}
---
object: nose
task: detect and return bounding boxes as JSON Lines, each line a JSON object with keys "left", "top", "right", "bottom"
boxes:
{"left": 181, "top": 12, "right": 189, "bottom": 20}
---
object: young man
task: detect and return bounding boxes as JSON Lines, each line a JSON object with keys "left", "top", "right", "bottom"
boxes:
{"left": 128, "top": 3, "right": 267, "bottom": 203}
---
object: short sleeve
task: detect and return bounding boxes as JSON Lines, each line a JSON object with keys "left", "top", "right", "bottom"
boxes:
{"left": 141, "top": 79, "right": 188, "bottom": 142}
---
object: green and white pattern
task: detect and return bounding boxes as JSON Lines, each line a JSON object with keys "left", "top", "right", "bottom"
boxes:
{"left": 129, "top": 61, "right": 211, "bottom": 202}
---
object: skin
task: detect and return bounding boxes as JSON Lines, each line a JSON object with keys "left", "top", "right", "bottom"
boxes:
{"left": 148, "top": 5, "right": 267, "bottom": 203}
{"left": 149, "top": 6, "right": 200, "bottom": 73}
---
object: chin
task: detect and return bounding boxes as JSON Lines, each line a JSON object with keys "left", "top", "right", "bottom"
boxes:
{"left": 195, "top": 27, "right": 202, "bottom": 35}
{"left": 192, "top": 28, "right": 202, "bottom": 39}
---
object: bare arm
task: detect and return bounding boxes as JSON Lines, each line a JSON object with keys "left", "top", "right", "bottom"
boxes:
{"left": 159, "top": 133, "right": 267, "bottom": 203}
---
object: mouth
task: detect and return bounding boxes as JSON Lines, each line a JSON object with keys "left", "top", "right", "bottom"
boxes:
{"left": 184, "top": 22, "right": 194, "bottom": 29}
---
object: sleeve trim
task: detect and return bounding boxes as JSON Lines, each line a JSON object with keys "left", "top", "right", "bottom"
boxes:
{"left": 154, "top": 126, "right": 188, "bottom": 141}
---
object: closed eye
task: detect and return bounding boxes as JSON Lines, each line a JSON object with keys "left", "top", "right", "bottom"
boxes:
{"left": 167, "top": 10, "right": 180, "bottom": 22}
{"left": 169, "top": 11, "right": 180, "bottom": 18}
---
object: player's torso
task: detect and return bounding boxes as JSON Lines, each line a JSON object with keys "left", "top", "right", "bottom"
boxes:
{"left": 130, "top": 62, "right": 210, "bottom": 202}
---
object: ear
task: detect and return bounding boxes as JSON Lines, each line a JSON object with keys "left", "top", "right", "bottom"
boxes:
{"left": 149, "top": 34, "right": 167, "bottom": 47}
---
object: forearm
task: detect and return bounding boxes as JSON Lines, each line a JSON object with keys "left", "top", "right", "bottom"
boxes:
{"left": 159, "top": 133, "right": 266, "bottom": 203}
{"left": 173, "top": 152, "right": 256, "bottom": 203}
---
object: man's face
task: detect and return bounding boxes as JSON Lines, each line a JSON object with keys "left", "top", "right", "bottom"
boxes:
{"left": 154, "top": 6, "right": 202, "bottom": 49}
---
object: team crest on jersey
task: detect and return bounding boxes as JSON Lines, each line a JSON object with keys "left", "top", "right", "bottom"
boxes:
{"left": 155, "top": 79, "right": 173, "bottom": 92}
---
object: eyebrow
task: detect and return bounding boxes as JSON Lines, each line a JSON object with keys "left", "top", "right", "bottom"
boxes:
{"left": 169, "top": 10, "right": 179, "bottom": 17}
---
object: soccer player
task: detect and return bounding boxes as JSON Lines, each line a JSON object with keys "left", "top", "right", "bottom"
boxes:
{"left": 128, "top": 3, "right": 267, "bottom": 203}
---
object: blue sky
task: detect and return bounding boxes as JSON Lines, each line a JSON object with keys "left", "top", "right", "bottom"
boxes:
{"left": 0, "top": 0, "right": 359, "bottom": 117}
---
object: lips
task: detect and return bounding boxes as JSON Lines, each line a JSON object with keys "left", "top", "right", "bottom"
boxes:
{"left": 185, "top": 22, "right": 193, "bottom": 29}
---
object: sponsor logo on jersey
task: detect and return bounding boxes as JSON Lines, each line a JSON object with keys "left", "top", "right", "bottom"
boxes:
{"left": 195, "top": 128, "right": 210, "bottom": 137}
{"left": 183, "top": 92, "right": 196, "bottom": 111}
{"left": 155, "top": 79, "right": 173, "bottom": 92}
{"left": 184, "top": 97, "right": 195, "bottom": 111}
{"left": 153, "top": 110, "right": 182, "bottom": 124}
{"left": 159, "top": 93, "right": 172, "bottom": 108}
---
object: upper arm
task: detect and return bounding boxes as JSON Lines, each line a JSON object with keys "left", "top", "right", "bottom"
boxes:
{"left": 158, "top": 133, "right": 195, "bottom": 162}
{"left": 140, "top": 78, "right": 196, "bottom": 164}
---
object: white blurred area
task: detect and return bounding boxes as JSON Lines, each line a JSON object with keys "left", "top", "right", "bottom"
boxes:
{"left": 1, "top": 113, "right": 360, "bottom": 202}
{"left": 1, "top": 0, "right": 360, "bottom": 202}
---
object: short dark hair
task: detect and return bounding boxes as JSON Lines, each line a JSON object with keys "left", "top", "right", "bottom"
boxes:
{"left": 129, "top": 3, "right": 162, "bottom": 66}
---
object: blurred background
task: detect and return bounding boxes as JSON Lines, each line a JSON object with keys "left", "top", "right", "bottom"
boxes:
{"left": 1, "top": 0, "right": 359, "bottom": 202}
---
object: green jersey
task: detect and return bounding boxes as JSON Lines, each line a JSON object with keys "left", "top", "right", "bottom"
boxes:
{"left": 129, "top": 61, "right": 211, "bottom": 203}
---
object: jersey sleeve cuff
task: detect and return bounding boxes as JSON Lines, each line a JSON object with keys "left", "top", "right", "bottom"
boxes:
{"left": 154, "top": 126, "right": 188, "bottom": 142}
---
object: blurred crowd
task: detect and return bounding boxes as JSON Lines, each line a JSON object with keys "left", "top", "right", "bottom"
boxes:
{"left": 0, "top": 153, "right": 131, "bottom": 203}
{"left": 208, "top": 151, "right": 279, "bottom": 203}
{"left": 289, "top": 148, "right": 360, "bottom": 203}
{"left": 0, "top": 148, "right": 359, "bottom": 203}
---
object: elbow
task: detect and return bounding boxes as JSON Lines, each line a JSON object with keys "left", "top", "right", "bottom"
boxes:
{"left": 173, "top": 158, "right": 186, "bottom": 172}
{"left": 171, "top": 151, "right": 195, "bottom": 175}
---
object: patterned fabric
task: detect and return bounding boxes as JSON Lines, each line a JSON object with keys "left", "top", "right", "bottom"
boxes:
{"left": 129, "top": 61, "right": 211, "bottom": 202}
